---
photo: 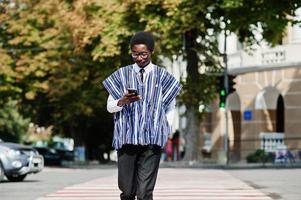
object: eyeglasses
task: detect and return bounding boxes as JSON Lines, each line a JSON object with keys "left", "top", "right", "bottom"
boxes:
{"left": 131, "top": 51, "right": 149, "bottom": 59}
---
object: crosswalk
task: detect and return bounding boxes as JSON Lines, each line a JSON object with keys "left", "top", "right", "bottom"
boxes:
{"left": 37, "top": 168, "right": 273, "bottom": 200}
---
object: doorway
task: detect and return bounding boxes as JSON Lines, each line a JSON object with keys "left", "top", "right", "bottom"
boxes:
{"left": 276, "top": 95, "right": 285, "bottom": 133}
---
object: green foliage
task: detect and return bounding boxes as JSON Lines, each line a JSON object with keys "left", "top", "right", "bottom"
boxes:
{"left": 122, "top": 0, "right": 301, "bottom": 112}
{"left": 0, "top": 100, "right": 30, "bottom": 143}
{"left": 2, "top": 0, "right": 299, "bottom": 123}
{"left": 222, "top": 0, "right": 301, "bottom": 46}
{"left": 0, "top": 1, "right": 117, "bottom": 153}
{"left": 246, "top": 149, "right": 273, "bottom": 163}
{"left": 123, "top": 1, "right": 223, "bottom": 115}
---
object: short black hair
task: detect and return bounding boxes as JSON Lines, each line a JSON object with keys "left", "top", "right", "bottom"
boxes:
{"left": 130, "top": 31, "right": 155, "bottom": 51}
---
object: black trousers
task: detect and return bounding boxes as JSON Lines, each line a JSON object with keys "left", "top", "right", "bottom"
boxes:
{"left": 117, "top": 144, "right": 162, "bottom": 200}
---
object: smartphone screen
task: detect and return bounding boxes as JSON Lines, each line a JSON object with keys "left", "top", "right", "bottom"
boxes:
{"left": 128, "top": 88, "right": 138, "bottom": 96}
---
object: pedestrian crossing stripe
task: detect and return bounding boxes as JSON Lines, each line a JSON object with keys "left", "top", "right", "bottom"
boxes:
{"left": 37, "top": 169, "right": 273, "bottom": 200}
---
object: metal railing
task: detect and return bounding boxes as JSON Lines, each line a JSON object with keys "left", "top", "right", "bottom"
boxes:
{"left": 227, "top": 136, "right": 301, "bottom": 163}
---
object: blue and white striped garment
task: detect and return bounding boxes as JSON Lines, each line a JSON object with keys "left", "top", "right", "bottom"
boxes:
{"left": 103, "top": 65, "right": 181, "bottom": 150}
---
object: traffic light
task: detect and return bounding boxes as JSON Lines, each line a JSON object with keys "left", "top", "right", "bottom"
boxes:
{"left": 217, "top": 75, "right": 226, "bottom": 108}
{"left": 219, "top": 88, "right": 226, "bottom": 108}
{"left": 217, "top": 74, "right": 237, "bottom": 108}
{"left": 228, "top": 75, "right": 236, "bottom": 94}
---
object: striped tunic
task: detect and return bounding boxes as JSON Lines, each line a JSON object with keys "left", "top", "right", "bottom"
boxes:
{"left": 103, "top": 64, "right": 181, "bottom": 150}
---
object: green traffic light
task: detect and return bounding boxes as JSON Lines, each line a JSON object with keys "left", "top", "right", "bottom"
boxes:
{"left": 220, "top": 102, "right": 225, "bottom": 108}
{"left": 220, "top": 89, "right": 226, "bottom": 96}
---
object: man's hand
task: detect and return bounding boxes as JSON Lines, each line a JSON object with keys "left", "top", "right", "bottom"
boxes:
{"left": 117, "top": 93, "right": 140, "bottom": 107}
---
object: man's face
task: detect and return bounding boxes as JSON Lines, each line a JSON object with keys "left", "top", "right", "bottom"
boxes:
{"left": 131, "top": 44, "right": 152, "bottom": 68}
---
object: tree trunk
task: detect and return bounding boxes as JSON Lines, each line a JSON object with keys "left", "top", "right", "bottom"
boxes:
{"left": 183, "top": 30, "right": 201, "bottom": 161}
{"left": 69, "top": 123, "right": 84, "bottom": 147}
{"left": 184, "top": 106, "right": 200, "bottom": 161}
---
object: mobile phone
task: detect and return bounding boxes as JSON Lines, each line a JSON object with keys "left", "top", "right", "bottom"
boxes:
{"left": 128, "top": 88, "right": 138, "bottom": 96}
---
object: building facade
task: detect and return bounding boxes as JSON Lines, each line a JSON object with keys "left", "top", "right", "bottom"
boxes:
{"left": 201, "top": 9, "right": 301, "bottom": 163}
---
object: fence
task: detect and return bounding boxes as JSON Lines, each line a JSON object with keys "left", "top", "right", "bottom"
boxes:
{"left": 227, "top": 134, "right": 301, "bottom": 163}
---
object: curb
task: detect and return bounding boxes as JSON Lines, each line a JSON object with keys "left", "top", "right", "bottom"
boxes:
{"left": 159, "top": 161, "right": 301, "bottom": 169}
{"left": 49, "top": 160, "right": 301, "bottom": 170}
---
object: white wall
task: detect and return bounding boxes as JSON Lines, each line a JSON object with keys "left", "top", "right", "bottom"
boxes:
{"left": 292, "top": 8, "right": 301, "bottom": 43}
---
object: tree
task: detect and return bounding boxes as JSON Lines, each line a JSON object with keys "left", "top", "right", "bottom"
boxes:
{"left": 0, "top": 0, "right": 120, "bottom": 155}
{"left": 117, "top": 0, "right": 221, "bottom": 161}
{"left": 0, "top": 0, "right": 146, "bottom": 158}
{"left": 119, "top": 0, "right": 301, "bottom": 161}
{"left": 0, "top": 100, "right": 30, "bottom": 143}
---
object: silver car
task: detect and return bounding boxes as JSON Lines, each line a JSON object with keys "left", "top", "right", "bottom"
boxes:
{"left": 0, "top": 139, "right": 44, "bottom": 182}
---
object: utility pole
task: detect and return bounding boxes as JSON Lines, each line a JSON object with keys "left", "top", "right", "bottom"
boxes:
{"left": 223, "top": 27, "right": 229, "bottom": 165}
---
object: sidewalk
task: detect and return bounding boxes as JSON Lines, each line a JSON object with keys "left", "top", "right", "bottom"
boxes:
{"left": 61, "top": 160, "right": 301, "bottom": 170}
{"left": 159, "top": 160, "right": 301, "bottom": 169}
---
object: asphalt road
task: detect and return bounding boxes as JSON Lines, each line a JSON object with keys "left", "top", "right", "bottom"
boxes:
{"left": 0, "top": 166, "right": 117, "bottom": 200}
{"left": 228, "top": 168, "right": 301, "bottom": 200}
{"left": 0, "top": 166, "right": 301, "bottom": 200}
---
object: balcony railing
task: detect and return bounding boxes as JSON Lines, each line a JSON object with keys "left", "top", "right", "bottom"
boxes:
{"left": 228, "top": 44, "right": 301, "bottom": 70}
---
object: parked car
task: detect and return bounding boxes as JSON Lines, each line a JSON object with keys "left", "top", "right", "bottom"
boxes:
{"left": 33, "top": 137, "right": 75, "bottom": 166}
{"left": 55, "top": 148, "right": 74, "bottom": 162}
{"left": 0, "top": 140, "right": 44, "bottom": 182}
{"left": 34, "top": 147, "right": 61, "bottom": 166}
{"left": 52, "top": 137, "right": 74, "bottom": 162}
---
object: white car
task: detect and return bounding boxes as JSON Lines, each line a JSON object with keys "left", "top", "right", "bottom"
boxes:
{"left": 0, "top": 140, "right": 44, "bottom": 182}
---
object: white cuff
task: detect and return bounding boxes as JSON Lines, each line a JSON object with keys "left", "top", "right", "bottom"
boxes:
{"left": 107, "top": 95, "right": 123, "bottom": 113}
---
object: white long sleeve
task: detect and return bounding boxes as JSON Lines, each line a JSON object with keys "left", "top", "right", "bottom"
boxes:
{"left": 107, "top": 95, "right": 123, "bottom": 113}
{"left": 106, "top": 95, "right": 176, "bottom": 126}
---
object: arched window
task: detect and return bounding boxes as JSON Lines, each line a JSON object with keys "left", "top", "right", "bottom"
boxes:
{"left": 276, "top": 95, "right": 285, "bottom": 133}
